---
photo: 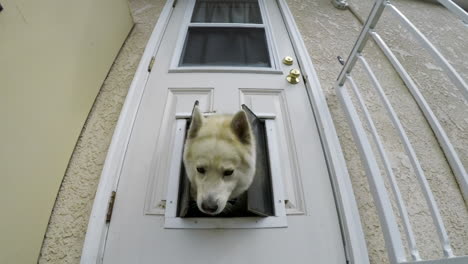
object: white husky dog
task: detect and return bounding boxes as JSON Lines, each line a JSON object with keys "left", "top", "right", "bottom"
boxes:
{"left": 183, "top": 106, "right": 256, "bottom": 215}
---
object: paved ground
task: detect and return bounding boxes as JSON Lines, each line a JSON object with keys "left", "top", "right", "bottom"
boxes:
{"left": 39, "top": 0, "right": 467, "bottom": 263}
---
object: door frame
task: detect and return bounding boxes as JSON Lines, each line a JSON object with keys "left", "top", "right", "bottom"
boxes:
{"left": 80, "top": 1, "right": 370, "bottom": 263}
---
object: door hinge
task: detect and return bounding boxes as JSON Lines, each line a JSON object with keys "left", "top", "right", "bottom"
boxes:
{"left": 173, "top": 0, "right": 178, "bottom": 7}
{"left": 148, "top": 56, "right": 155, "bottom": 72}
{"left": 106, "top": 191, "right": 116, "bottom": 223}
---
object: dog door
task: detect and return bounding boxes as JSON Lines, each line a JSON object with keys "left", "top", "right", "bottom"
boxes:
{"left": 164, "top": 102, "right": 287, "bottom": 229}
{"left": 177, "top": 104, "right": 275, "bottom": 218}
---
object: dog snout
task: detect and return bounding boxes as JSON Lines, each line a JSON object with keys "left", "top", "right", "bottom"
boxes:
{"left": 201, "top": 197, "right": 218, "bottom": 213}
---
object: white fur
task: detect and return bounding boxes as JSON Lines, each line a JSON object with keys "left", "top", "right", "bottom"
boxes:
{"left": 183, "top": 106, "right": 256, "bottom": 215}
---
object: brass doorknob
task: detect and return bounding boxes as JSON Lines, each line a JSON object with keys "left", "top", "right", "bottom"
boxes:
{"left": 286, "top": 69, "right": 301, "bottom": 84}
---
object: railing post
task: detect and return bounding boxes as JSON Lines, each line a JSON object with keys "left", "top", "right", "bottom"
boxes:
{"left": 336, "top": 0, "right": 387, "bottom": 86}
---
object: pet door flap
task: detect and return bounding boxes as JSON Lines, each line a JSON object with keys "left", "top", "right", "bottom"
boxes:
{"left": 242, "top": 104, "right": 275, "bottom": 217}
{"left": 177, "top": 101, "right": 199, "bottom": 217}
{"left": 177, "top": 163, "right": 191, "bottom": 217}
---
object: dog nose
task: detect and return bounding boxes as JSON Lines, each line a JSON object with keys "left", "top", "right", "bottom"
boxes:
{"left": 201, "top": 198, "right": 218, "bottom": 213}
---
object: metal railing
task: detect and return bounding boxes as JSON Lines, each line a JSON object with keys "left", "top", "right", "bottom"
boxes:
{"left": 334, "top": 0, "right": 468, "bottom": 263}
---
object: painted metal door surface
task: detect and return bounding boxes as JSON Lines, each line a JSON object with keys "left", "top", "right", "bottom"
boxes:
{"left": 102, "top": 0, "right": 346, "bottom": 263}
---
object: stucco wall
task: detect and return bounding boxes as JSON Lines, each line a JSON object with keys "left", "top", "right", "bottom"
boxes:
{"left": 288, "top": 0, "right": 468, "bottom": 263}
{"left": 39, "top": 0, "right": 467, "bottom": 263}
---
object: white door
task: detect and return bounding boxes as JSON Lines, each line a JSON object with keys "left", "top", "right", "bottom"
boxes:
{"left": 102, "top": 0, "right": 346, "bottom": 263}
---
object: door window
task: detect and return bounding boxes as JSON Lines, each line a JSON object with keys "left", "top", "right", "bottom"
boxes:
{"left": 191, "top": 0, "right": 262, "bottom": 23}
{"left": 172, "top": 0, "right": 279, "bottom": 71}
{"left": 180, "top": 27, "right": 270, "bottom": 67}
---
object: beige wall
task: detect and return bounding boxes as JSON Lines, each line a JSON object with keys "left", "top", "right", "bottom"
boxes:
{"left": 0, "top": 0, "right": 133, "bottom": 263}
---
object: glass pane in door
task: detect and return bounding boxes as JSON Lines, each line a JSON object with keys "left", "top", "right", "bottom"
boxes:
{"left": 191, "top": 0, "right": 262, "bottom": 23}
{"left": 180, "top": 27, "right": 270, "bottom": 67}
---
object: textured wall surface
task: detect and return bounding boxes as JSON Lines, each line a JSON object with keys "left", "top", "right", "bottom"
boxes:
{"left": 39, "top": 0, "right": 467, "bottom": 263}
{"left": 287, "top": 0, "right": 468, "bottom": 263}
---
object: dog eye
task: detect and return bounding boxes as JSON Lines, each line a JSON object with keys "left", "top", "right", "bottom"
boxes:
{"left": 197, "top": 167, "right": 206, "bottom": 174}
{"left": 223, "top": 170, "right": 234, "bottom": 176}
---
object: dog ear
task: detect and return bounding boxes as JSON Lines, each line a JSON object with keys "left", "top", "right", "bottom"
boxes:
{"left": 188, "top": 106, "right": 203, "bottom": 139}
{"left": 231, "top": 110, "right": 251, "bottom": 145}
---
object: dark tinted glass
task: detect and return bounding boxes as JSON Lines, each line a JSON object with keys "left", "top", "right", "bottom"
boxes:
{"left": 191, "top": 0, "right": 262, "bottom": 24}
{"left": 180, "top": 27, "right": 270, "bottom": 67}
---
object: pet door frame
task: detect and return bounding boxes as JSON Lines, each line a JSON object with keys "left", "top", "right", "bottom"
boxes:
{"left": 164, "top": 113, "right": 287, "bottom": 229}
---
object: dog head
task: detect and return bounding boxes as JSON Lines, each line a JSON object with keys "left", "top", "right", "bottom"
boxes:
{"left": 183, "top": 106, "right": 256, "bottom": 215}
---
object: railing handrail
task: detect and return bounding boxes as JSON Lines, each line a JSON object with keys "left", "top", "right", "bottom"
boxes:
{"left": 334, "top": 0, "right": 468, "bottom": 263}
{"left": 436, "top": 0, "right": 468, "bottom": 24}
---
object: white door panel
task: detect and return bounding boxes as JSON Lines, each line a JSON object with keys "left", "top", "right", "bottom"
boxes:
{"left": 103, "top": 0, "right": 346, "bottom": 263}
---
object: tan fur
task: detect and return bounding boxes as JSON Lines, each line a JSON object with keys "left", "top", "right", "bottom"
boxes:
{"left": 183, "top": 106, "right": 256, "bottom": 215}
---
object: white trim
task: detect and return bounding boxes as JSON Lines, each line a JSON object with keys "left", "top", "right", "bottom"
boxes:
{"left": 80, "top": 1, "right": 176, "bottom": 263}
{"left": 165, "top": 216, "right": 287, "bottom": 229}
{"left": 188, "top": 23, "right": 266, "bottom": 28}
{"left": 258, "top": 0, "right": 281, "bottom": 70}
{"left": 164, "top": 119, "right": 288, "bottom": 229}
{"left": 276, "top": 0, "right": 370, "bottom": 263}
{"left": 169, "top": 0, "right": 195, "bottom": 70}
{"left": 169, "top": 66, "right": 283, "bottom": 74}
{"left": 143, "top": 88, "right": 215, "bottom": 215}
